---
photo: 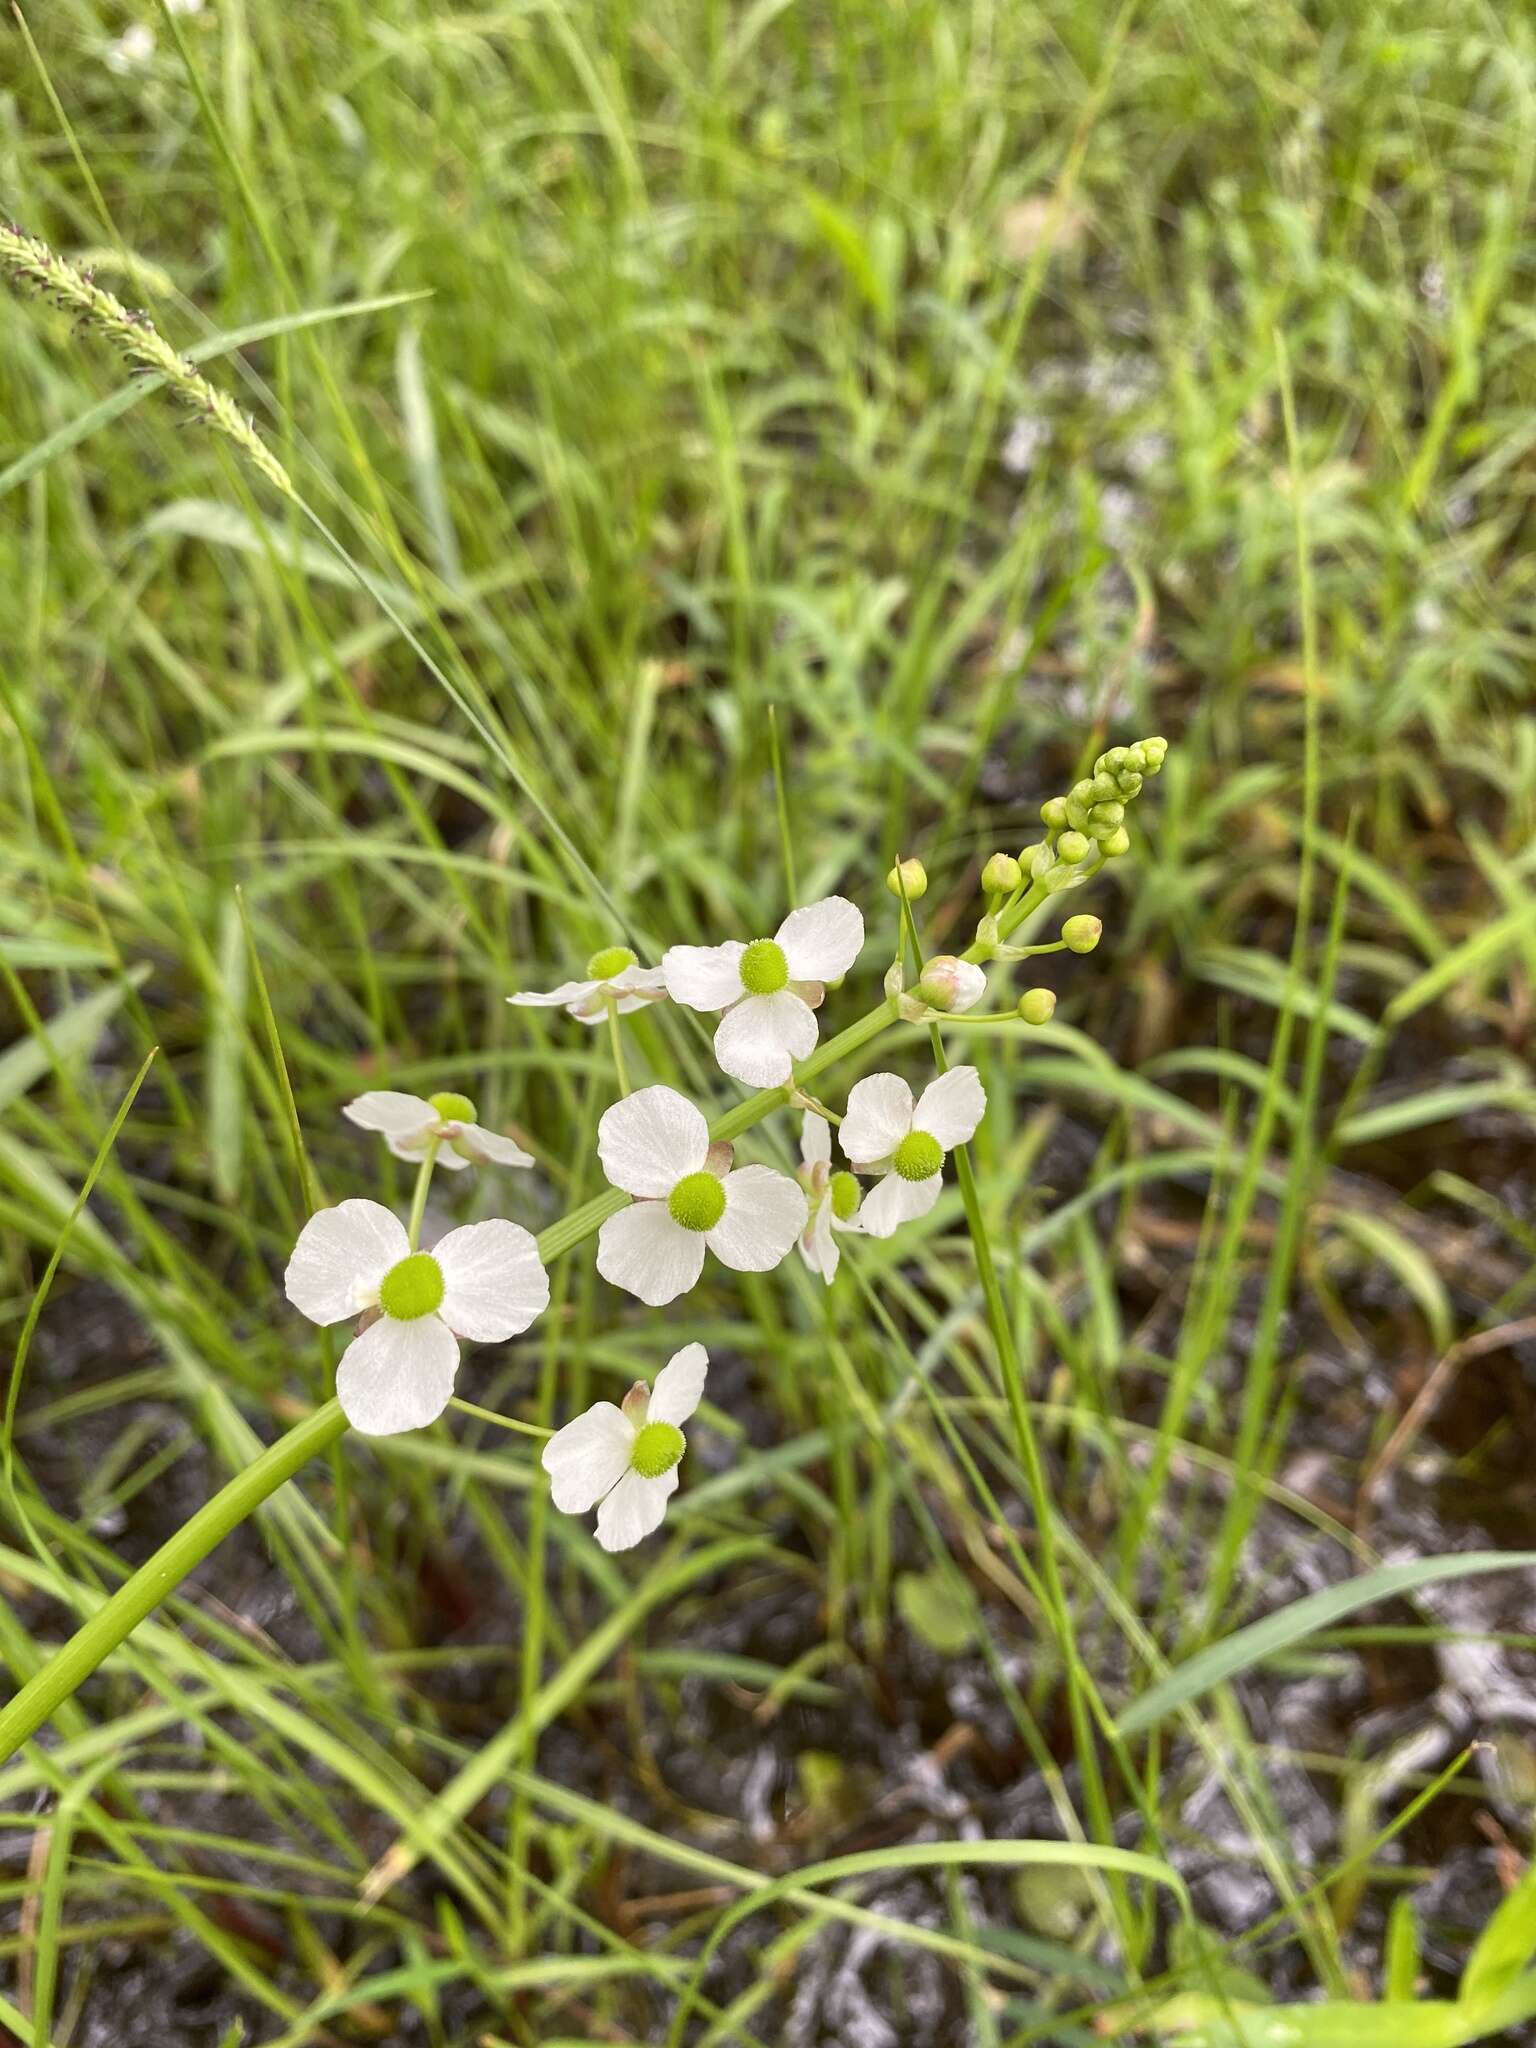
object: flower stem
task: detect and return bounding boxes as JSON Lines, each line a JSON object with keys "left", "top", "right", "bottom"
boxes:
{"left": 605, "top": 999, "right": 631, "bottom": 1098}
{"left": 405, "top": 1138, "right": 440, "bottom": 1250}
{"left": 449, "top": 1398, "right": 553, "bottom": 1439}
{"left": 0, "top": 1400, "right": 348, "bottom": 1765}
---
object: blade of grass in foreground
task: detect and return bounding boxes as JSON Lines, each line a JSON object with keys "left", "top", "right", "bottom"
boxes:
{"left": 1116, "top": 1552, "right": 1536, "bottom": 1738}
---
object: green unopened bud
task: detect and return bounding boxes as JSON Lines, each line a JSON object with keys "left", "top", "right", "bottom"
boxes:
{"left": 1018, "top": 988, "right": 1056, "bottom": 1025}
{"left": 1142, "top": 736, "right": 1168, "bottom": 769}
{"left": 1070, "top": 779, "right": 1097, "bottom": 809}
{"left": 1019, "top": 840, "right": 1052, "bottom": 880}
{"left": 1096, "top": 746, "right": 1129, "bottom": 775}
{"left": 1114, "top": 771, "right": 1143, "bottom": 800}
{"left": 1040, "top": 796, "right": 1069, "bottom": 831}
{"left": 1064, "top": 798, "right": 1091, "bottom": 833}
{"left": 887, "top": 857, "right": 928, "bottom": 901}
{"left": 1088, "top": 801, "right": 1124, "bottom": 835}
{"left": 1089, "top": 772, "right": 1119, "bottom": 803}
{"left": 1056, "top": 830, "right": 1091, "bottom": 865}
{"left": 982, "top": 852, "right": 1022, "bottom": 896}
{"left": 1123, "top": 744, "right": 1148, "bottom": 774}
{"left": 1062, "top": 914, "right": 1102, "bottom": 953}
{"left": 1100, "top": 825, "right": 1131, "bottom": 858}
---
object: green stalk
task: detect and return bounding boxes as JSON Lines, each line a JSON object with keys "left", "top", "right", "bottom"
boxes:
{"left": 0, "top": 1399, "right": 348, "bottom": 1764}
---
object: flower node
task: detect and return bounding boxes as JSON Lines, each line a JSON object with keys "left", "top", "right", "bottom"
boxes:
{"left": 667, "top": 1170, "right": 727, "bottom": 1232}
{"left": 631, "top": 1419, "right": 686, "bottom": 1479}
{"left": 587, "top": 944, "right": 638, "bottom": 979}
{"left": 739, "top": 938, "right": 790, "bottom": 994}
{"left": 830, "top": 1171, "right": 862, "bottom": 1221}
{"left": 378, "top": 1252, "right": 445, "bottom": 1321}
{"left": 428, "top": 1091, "right": 476, "bottom": 1123}
{"left": 893, "top": 1131, "right": 943, "bottom": 1181}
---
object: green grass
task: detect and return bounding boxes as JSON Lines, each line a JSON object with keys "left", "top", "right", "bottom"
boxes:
{"left": 4, "top": 0, "right": 1536, "bottom": 2040}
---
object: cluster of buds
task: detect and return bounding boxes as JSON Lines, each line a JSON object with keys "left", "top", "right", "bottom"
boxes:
{"left": 1019, "top": 735, "right": 1167, "bottom": 894}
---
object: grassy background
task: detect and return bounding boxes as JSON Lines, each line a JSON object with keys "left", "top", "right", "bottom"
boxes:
{"left": 4, "top": 0, "right": 1536, "bottom": 2040}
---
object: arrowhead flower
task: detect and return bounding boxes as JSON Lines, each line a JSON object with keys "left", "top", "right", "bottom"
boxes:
{"left": 343, "top": 1090, "right": 534, "bottom": 1172}
{"left": 595, "top": 1085, "right": 806, "bottom": 1305}
{"left": 508, "top": 946, "right": 668, "bottom": 1025}
{"left": 839, "top": 1067, "right": 986, "bottom": 1238}
{"left": 662, "top": 896, "right": 864, "bottom": 1087}
{"left": 285, "top": 1200, "right": 549, "bottom": 1434}
{"left": 795, "top": 1112, "right": 864, "bottom": 1282}
{"left": 542, "top": 1343, "right": 707, "bottom": 1551}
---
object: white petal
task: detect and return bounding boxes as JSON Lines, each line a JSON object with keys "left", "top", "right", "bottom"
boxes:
{"left": 648, "top": 1342, "right": 708, "bottom": 1426}
{"left": 854, "top": 1170, "right": 943, "bottom": 1238}
{"left": 285, "top": 1200, "right": 408, "bottom": 1325}
{"left": 798, "top": 1199, "right": 840, "bottom": 1282}
{"left": 335, "top": 1314, "right": 459, "bottom": 1435}
{"left": 713, "top": 992, "right": 817, "bottom": 1087}
{"left": 434, "top": 1219, "right": 550, "bottom": 1340}
{"left": 343, "top": 1091, "right": 434, "bottom": 1137}
{"left": 597, "top": 1085, "right": 709, "bottom": 1196}
{"left": 707, "top": 1165, "right": 807, "bottom": 1272}
{"left": 596, "top": 1202, "right": 707, "bottom": 1305}
{"left": 945, "top": 961, "right": 989, "bottom": 1014}
{"left": 508, "top": 979, "right": 598, "bottom": 1009}
{"left": 541, "top": 1402, "right": 636, "bottom": 1513}
{"left": 840, "top": 1072, "right": 915, "bottom": 1166}
{"left": 800, "top": 1112, "right": 832, "bottom": 1167}
{"left": 428, "top": 1147, "right": 475, "bottom": 1172}
{"left": 457, "top": 1124, "right": 536, "bottom": 1169}
{"left": 661, "top": 941, "right": 747, "bottom": 1012}
{"left": 776, "top": 895, "right": 864, "bottom": 982}
{"left": 607, "top": 964, "right": 668, "bottom": 998}
{"left": 913, "top": 1065, "right": 986, "bottom": 1149}
{"left": 596, "top": 1466, "right": 677, "bottom": 1552}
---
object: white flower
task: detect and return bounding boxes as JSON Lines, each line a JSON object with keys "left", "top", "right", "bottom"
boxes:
{"left": 838, "top": 1067, "right": 986, "bottom": 1238}
{"left": 795, "top": 1113, "right": 864, "bottom": 1282}
{"left": 663, "top": 896, "right": 864, "bottom": 1087}
{"left": 285, "top": 1200, "right": 548, "bottom": 1435}
{"left": 106, "top": 22, "right": 155, "bottom": 71}
{"left": 343, "top": 1089, "right": 533, "bottom": 1173}
{"left": 508, "top": 945, "right": 667, "bottom": 1025}
{"left": 595, "top": 1085, "right": 806, "bottom": 1305}
{"left": 886, "top": 955, "right": 988, "bottom": 1023}
{"left": 542, "top": 1343, "right": 707, "bottom": 1551}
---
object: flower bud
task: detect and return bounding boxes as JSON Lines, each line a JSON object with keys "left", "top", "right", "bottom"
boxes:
{"left": 1088, "top": 801, "right": 1124, "bottom": 834}
{"left": 1056, "top": 830, "right": 1091, "bottom": 865}
{"left": 1099, "top": 825, "right": 1131, "bottom": 858}
{"left": 1123, "top": 743, "right": 1147, "bottom": 773}
{"left": 1089, "top": 771, "right": 1119, "bottom": 803}
{"left": 1142, "top": 735, "right": 1168, "bottom": 769}
{"left": 1018, "top": 987, "right": 1056, "bottom": 1025}
{"left": 1020, "top": 840, "right": 1053, "bottom": 880}
{"left": 886, "top": 857, "right": 928, "bottom": 901}
{"left": 912, "top": 954, "right": 987, "bottom": 1014}
{"left": 1061, "top": 914, "right": 1102, "bottom": 953}
{"left": 1114, "top": 770, "right": 1143, "bottom": 800}
{"left": 1096, "top": 746, "right": 1128, "bottom": 775}
{"left": 1040, "top": 795, "right": 1069, "bottom": 831}
{"left": 982, "top": 852, "right": 1022, "bottom": 896}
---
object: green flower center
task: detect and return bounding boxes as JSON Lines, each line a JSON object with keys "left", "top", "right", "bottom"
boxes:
{"left": 631, "top": 1419, "right": 686, "bottom": 1478}
{"left": 667, "top": 1170, "right": 726, "bottom": 1232}
{"left": 428, "top": 1090, "right": 475, "bottom": 1124}
{"left": 587, "top": 945, "right": 638, "bottom": 980}
{"left": 893, "top": 1131, "right": 943, "bottom": 1182}
{"left": 377, "top": 1252, "right": 445, "bottom": 1321}
{"left": 830, "top": 1171, "right": 861, "bottom": 1221}
{"left": 739, "top": 938, "right": 789, "bottom": 995}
